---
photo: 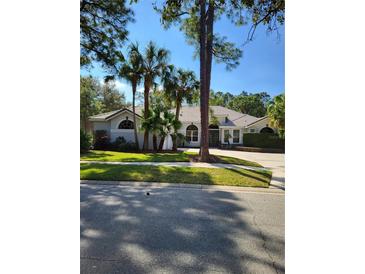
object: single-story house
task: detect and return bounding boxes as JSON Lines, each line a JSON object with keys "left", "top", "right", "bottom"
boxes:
{"left": 89, "top": 105, "right": 276, "bottom": 150}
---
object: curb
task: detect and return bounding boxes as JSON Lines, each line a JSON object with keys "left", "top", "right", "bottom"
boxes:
{"left": 80, "top": 180, "right": 285, "bottom": 194}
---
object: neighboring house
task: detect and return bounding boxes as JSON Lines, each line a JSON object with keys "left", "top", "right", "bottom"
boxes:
{"left": 89, "top": 105, "right": 276, "bottom": 149}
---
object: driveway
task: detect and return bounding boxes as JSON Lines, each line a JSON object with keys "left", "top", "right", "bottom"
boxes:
{"left": 81, "top": 183, "right": 284, "bottom": 274}
{"left": 180, "top": 148, "right": 285, "bottom": 189}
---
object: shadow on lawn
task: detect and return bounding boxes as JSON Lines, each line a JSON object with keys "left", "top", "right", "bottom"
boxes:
{"left": 80, "top": 183, "right": 284, "bottom": 273}
{"left": 81, "top": 150, "right": 192, "bottom": 162}
{"left": 80, "top": 164, "right": 215, "bottom": 185}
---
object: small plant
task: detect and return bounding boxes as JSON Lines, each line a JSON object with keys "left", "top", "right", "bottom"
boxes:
{"left": 93, "top": 130, "right": 111, "bottom": 150}
{"left": 80, "top": 129, "right": 93, "bottom": 153}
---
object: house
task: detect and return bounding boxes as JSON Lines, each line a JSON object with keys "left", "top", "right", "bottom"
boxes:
{"left": 88, "top": 105, "right": 275, "bottom": 149}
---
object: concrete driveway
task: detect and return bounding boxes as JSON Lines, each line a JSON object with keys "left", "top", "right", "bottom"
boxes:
{"left": 81, "top": 183, "right": 284, "bottom": 274}
{"left": 181, "top": 148, "right": 285, "bottom": 189}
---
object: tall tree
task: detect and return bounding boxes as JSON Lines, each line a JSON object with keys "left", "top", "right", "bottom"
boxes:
{"left": 267, "top": 93, "right": 285, "bottom": 138}
{"left": 154, "top": 0, "right": 285, "bottom": 161}
{"left": 210, "top": 90, "right": 234, "bottom": 106}
{"left": 228, "top": 91, "right": 271, "bottom": 117}
{"left": 119, "top": 43, "right": 144, "bottom": 150}
{"left": 162, "top": 66, "right": 199, "bottom": 150}
{"left": 80, "top": 76, "right": 102, "bottom": 131}
{"left": 140, "top": 41, "right": 169, "bottom": 151}
{"left": 99, "top": 81, "right": 127, "bottom": 112}
{"left": 80, "top": 0, "right": 134, "bottom": 68}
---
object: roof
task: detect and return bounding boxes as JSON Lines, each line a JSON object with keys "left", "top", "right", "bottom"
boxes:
{"left": 174, "top": 105, "right": 260, "bottom": 127}
{"left": 89, "top": 105, "right": 262, "bottom": 127}
{"left": 246, "top": 116, "right": 269, "bottom": 127}
{"left": 89, "top": 106, "right": 143, "bottom": 121}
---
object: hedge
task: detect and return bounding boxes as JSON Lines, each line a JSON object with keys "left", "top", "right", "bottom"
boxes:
{"left": 80, "top": 129, "right": 93, "bottom": 153}
{"left": 242, "top": 133, "right": 285, "bottom": 149}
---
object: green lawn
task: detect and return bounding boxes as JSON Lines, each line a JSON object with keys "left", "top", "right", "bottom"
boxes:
{"left": 80, "top": 163, "right": 271, "bottom": 187}
{"left": 81, "top": 150, "right": 193, "bottom": 162}
{"left": 81, "top": 150, "right": 263, "bottom": 167}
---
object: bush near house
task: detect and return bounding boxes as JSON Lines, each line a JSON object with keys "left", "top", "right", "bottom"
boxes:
{"left": 92, "top": 131, "right": 138, "bottom": 152}
{"left": 242, "top": 133, "right": 285, "bottom": 149}
{"left": 93, "top": 130, "right": 110, "bottom": 150}
{"left": 110, "top": 137, "right": 138, "bottom": 152}
{"left": 80, "top": 129, "right": 93, "bottom": 153}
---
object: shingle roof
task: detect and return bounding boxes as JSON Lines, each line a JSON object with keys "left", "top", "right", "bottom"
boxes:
{"left": 246, "top": 116, "right": 269, "bottom": 127}
{"left": 174, "top": 105, "right": 260, "bottom": 127}
{"left": 89, "top": 105, "right": 261, "bottom": 127}
{"left": 89, "top": 106, "right": 143, "bottom": 121}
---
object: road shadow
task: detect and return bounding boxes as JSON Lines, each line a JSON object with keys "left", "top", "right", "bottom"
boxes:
{"left": 80, "top": 183, "right": 284, "bottom": 273}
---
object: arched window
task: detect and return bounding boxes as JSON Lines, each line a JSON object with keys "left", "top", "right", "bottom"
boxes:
{"left": 186, "top": 125, "right": 198, "bottom": 142}
{"left": 118, "top": 119, "right": 134, "bottom": 129}
{"left": 260, "top": 127, "right": 274, "bottom": 134}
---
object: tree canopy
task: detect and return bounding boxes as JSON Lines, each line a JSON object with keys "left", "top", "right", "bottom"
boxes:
{"left": 154, "top": 0, "right": 284, "bottom": 70}
{"left": 80, "top": 0, "right": 134, "bottom": 68}
{"left": 267, "top": 93, "right": 285, "bottom": 138}
{"left": 210, "top": 90, "right": 271, "bottom": 117}
{"left": 80, "top": 76, "right": 127, "bottom": 130}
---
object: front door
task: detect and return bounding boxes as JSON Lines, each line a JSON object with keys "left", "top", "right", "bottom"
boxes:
{"left": 209, "top": 130, "right": 219, "bottom": 147}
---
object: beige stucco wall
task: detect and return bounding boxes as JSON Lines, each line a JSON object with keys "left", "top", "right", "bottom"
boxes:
{"left": 178, "top": 122, "right": 201, "bottom": 147}
{"left": 245, "top": 117, "right": 276, "bottom": 133}
{"left": 220, "top": 128, "right": 243, "bottom": 145}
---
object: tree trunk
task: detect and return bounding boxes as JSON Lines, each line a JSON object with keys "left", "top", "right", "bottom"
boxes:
{"left": 172, "top": 98, "right": 181, "bottom": 151}
{"left": 152, "top": 134, "right": 158, "bottom": 152}
{"left": 132, "top": 82, "right": 140, "bottom": 151}
{"left": 143, "top": 80, "right": 150, "bottom": 151}
{"left": 204, "top": 1, "right": 214, "bottom": 154}
{"left": 158, "top": 136, "right": 165, "bottom": 151}
{"left": 199, "top": 0, "right": 210, "bottom": 162}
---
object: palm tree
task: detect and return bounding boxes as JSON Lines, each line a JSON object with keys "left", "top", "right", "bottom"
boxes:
{"left": 119, "top": 43, "right": 143, "bottom": 151}
{"left": 162, "top": 66, "right": 199, "bottom": 150}
{"left": 267, "top": 93, "right": 285, "bottom": 138}
{"left": 141, "top": 41, "right": 169, "bottom": 151}
{"left": 157, "top": 110, "right": 182, "bottom": 151}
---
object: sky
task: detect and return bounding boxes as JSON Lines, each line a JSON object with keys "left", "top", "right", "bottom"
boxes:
{"left": 81, "top": 1, "right": 285, "bottom": 103}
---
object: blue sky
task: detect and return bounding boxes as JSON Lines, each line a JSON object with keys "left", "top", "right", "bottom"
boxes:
{"left": 81, "top": 1, "right": 284, "bottom": 103}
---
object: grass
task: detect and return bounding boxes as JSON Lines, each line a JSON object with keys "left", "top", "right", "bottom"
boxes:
{"left": 80, "top": 163, "right": 272, "bottom": 188}
{"left": 81, "top": 150, "right": 263, "bottom": 167}
{"left": 81, "top": 150, "right": 193, "bottom": 162}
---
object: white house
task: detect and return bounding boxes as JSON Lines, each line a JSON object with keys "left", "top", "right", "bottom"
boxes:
{"left": 88, "top": 105, "right": 275, "bottom": 149}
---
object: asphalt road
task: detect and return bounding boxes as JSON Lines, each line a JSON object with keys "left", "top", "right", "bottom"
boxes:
{"left": 81, "top": 183, "right": 284, "bottom": 274}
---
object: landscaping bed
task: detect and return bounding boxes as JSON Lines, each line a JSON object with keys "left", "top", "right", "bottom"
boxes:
{"left": 80, "top": 163, "right": 272, "bottom": 188}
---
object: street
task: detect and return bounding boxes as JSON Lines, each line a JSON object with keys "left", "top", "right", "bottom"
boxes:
{"left": 81, "top": 182, "right": 284, "bottom": 273}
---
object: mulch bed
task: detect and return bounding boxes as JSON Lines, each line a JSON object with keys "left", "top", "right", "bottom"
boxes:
{"left": 188, "top": 154, "right": 223, "bottom": 163}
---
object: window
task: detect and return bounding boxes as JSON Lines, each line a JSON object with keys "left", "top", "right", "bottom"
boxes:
{"left": 260, "top": 127, "right": 274, "bottom": 134}
{"left": 118, "top": 119, "right": 134, "bottom": 129}
{"left": 224, "top": 130, "right": 230, "bottom": 143}
{"left": 250, "top": 128, "right": 255, "bottom": 133}
{"left": 233, "top": 130, "right": 240, "bottom": 143}
{"left": 186, "top": 125, "right": 198, "bottom": 142}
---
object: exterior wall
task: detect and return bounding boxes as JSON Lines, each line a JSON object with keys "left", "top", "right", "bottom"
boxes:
{"left": 220, "top": 127, "right": 243, "bottom": 145}
{"left": 245, "top": 117, "right": 276, "bottom": 133}
{"left": 109, "top": 112, "right": 161, "bottom": 150}
{"left": 178, "top": 122, "right": 201, "bottom": 147}
{"left": 177, "top": 123, "right": 243, "bottom": 147}
{"left": 109, "top": 112, "right": 139, "bottom": 145}
{"left": 93, "top": 121, "right": 111, "bottom": 132}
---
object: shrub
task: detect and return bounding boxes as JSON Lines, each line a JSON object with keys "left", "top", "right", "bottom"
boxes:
{"left": 93, "top": 130, "right": 111, "bottom": 150}
{"left": 80, "top": 129, "right": 93, "bottom": 153}
{"left": 111, "top": 137, "right": 138, "bottom": 152}
{"left": 242, "top": 133, "right": 285, "bottom": 149}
